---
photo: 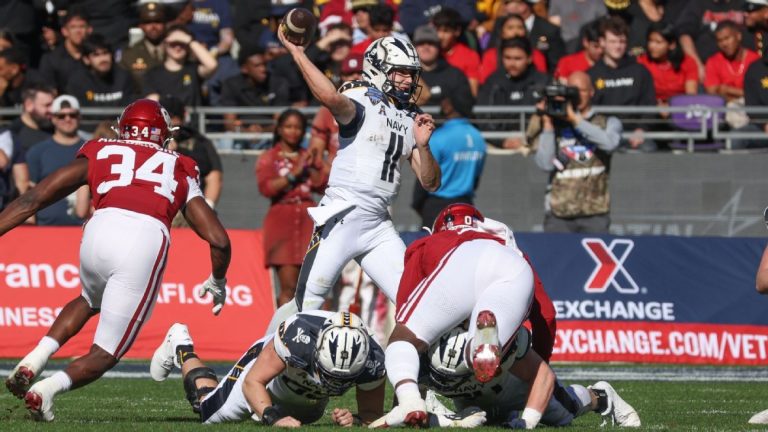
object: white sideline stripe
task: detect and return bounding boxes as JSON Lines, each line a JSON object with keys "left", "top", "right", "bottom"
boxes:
{"left": 0, "top": 369, "right": 182, "bottom": 380}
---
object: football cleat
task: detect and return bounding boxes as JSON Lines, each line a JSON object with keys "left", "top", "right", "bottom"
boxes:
{"left": 24, "top": 382, "right": 54, "bottom": 422}
{"left": 749, "top": 409, "right": 768, "bottom": 424}
{"left": 369, "top": 395, "right": 427, "bottom": 428}
{"left": 429, "top": 407, "right": 487, "bottom": 428}
{"left": 471, "top": 310, "right": 501, "bottom": 383}
{"left": 589, "top": 381, "right": 641, "bottom": 427}
{"left": 150, "top": 323, "right": 192, "bottom": 382}
{"left": 6, "top": 351, "right": 49, "bottom": 398}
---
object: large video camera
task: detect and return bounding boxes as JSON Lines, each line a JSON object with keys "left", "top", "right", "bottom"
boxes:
{"left": 538, "top": 83, "right": 580, "bottom": 118}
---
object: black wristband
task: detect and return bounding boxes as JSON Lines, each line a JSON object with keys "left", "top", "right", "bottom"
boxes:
{"left": 261, "top": 406, "right": 284, "bottom": 426}
{"left": 352, "top": 414, "right": 363, "bottom": 426}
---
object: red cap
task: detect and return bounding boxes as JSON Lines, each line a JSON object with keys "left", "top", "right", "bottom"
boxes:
{"left": 341, "top": 53, "right": 364, "bottom": 75}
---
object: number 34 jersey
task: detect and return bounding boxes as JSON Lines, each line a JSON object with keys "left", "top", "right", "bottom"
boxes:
{"left": 327, "top": 83, "right": 420, "bottom": 212}
{"left": 76, "top": 138, "right": 203, "bottom": 228}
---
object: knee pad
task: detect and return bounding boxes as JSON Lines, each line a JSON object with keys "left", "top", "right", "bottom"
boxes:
{"left": 183, "top": 367, "right": 218, "bottom": 413}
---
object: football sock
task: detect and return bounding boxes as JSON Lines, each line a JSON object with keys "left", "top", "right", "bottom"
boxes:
{"left": 37, "top": 336, "right": 60, "bottom": 358}
{"left": 385, "top": 341, "right": 421, "bottom": 402}
{"left": 175, "top": 345, "right": 198, "bottom": 366}
{"left": 48, "top": 371, "right": 72, "bottom": 395}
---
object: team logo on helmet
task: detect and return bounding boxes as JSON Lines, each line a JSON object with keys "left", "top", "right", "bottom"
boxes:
{"left": 314, "top": 312, "right": 370, "bottom": 396}
{"left": 363, "top": 36, "right": 422, "bottom": 104}
{"left": 428, "top": 327, "right": 472, "bottom": 393}
{"left": 432, "top": 203, "right": 485, "bottom": 233}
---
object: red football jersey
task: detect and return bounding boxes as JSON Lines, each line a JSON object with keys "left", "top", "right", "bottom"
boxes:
{"left": 76, "top": 139, "right": 203, "bottom": 228}
{"left": 396, "top": 229, "right": 504, "bottom": 314}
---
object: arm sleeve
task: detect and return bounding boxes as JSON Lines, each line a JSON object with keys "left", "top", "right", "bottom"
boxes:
{"left": 337, "top": 99, "right": 365, "bottom": 139}
{"left": 534, "top": 130, "right": 557, "bottom": 171}
{"left": 575, "top": 117, "right": 622, "bottom": 152}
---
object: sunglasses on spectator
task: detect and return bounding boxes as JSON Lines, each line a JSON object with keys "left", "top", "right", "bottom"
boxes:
{"left": 53, "top": 112, "right": 80, "bottom": 120}
{"left": 167, "top": 41, "right": 189, "bottom": 49}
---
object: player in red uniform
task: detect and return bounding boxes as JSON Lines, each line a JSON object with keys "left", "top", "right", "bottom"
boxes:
{"left": 1, "top": 99, "right": 231, "bottom": 422}
{"left": 376, "top": 204, "right": 555, "bottom": 429}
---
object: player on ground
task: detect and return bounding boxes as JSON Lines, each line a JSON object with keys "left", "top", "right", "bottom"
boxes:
{"left": 423, "top": 326, "right": 642, "bottom": 428}
{"left": 2, "top": 99, "right": 231, "bottom": 421}
{"left": 265, "top": 30, "right": 441, "bottom": 333}
{"left": 377, "top": 203, "right": 552, "bottom": 429}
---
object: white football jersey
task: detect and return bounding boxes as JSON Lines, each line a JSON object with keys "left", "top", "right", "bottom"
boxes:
{"left": 326, "top": 83, "right": 419, "bottom": 213}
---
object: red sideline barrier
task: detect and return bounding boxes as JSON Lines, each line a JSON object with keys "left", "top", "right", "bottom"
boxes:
{"left": 0, "top": 226, "right": 274, "bottom": 361}
{"left": 553, "top": 321, "right": 768, "bottom": 365}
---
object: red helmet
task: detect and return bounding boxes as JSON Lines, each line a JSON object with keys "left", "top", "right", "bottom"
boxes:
{"left": 432, "top": 203, "right": 484, "bottom": 233}
{"left": 117, "top": 99, "right": 173, "bottom": 146}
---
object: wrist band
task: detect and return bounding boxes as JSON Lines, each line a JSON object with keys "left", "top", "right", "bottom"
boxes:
{"left": 261, "top": 406, "right": 284, "bottom": 425}
{"left": 352, "top": 414, "right": 363, "bottom": 426}
{"left": 521, "top": 408, "right": 542, "bottom": 429}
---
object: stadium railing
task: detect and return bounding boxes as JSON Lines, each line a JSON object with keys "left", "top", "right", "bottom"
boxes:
{"left": 3, "top": 104, "right": 768, "bottom": 154}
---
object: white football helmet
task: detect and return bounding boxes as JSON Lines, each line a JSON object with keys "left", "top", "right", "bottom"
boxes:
{"left": 428, "top": 327, "right": 472, "bottom": 393}
{"left": 363, "top": 36, "right": 421, "bottom": 103}
{"left": 314, "top": 312, "right": 370, "bottom": 395}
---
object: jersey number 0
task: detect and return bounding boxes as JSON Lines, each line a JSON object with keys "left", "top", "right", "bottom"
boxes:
{"left": 95, "top": 145, "right": 179, "bottom": 202}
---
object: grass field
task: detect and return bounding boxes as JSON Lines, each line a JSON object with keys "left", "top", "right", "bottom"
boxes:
{"left": 1, "top": 362, "right": 768, "bottom": 431}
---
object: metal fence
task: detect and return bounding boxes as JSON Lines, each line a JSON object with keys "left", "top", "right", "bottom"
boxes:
{"left": 4, "top": 104, "right": 768, "bottom": 153}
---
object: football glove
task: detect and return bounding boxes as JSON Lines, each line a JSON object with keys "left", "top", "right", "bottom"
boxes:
{"left": 198, "top": 274, "right": 227, "bottom": 315}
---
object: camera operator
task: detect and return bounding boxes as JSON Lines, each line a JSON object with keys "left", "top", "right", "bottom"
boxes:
{"left": 527, "top": 71, "right": 622, "bottom": 233}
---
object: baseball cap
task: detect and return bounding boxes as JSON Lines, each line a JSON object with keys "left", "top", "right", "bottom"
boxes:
{"left": 604, "top": 0, "right": 630, "bottom": 10}
{"left": 341, "top": 53, "right": 363, "bottom": 74}
{"left": 138, "top": 2, "right": 166, "bottom": 23}
{"left": 51, "top": 95, "right": 80, "bottom": 114}
{"left": 351, "top": 0, "right": 379, "bottom": 11}
{"left": 744, "top": 0, "right": 768, "bottom": 12}
{"left": 270, "top": 0, "right": 301, "bottom": 17}
{"left": 413, "top": 25, "right": 439, "bottom": 45}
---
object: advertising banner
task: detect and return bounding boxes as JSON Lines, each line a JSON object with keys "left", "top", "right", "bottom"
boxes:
{"left": 0, "top": 227, "right": 274, "bottom": 360}
{"left": 516, "top": 233, "right": 768, "bottom": 365}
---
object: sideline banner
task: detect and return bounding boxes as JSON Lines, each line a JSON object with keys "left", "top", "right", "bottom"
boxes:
{"left": 516, "top": 233, "right": 768, "bottom": 365}
{"left": 0, "top": 227, "right": 274, "bottom": 361}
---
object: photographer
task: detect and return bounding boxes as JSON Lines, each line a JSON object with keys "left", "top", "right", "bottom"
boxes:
{"left": 528, "top": 71, "right": 622, "bottom": 233}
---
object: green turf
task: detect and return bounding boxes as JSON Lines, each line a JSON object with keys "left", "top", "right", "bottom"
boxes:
{"left": 2, "top": 370, "right": 768, "bottom": 430}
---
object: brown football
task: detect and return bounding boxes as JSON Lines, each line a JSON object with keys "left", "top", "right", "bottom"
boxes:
{"left": 280, "top": 8, "right": 317, "bottom": 48}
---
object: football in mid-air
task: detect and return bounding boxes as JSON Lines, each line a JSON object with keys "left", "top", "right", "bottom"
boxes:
{"left": 280, "top": 8, "right": 317, "bottom": 48}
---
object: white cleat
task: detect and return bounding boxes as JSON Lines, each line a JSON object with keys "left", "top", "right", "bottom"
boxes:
{"left": 471, "top": 310, "right": 501, "bottom": 384}
{"left": 590, "top": 381, "right": 641, "bottom": 427}
{"left": 369, "top": 395, "right": 427, "bottom": 428}
{"left": 430, "top": 407, "right": 487, "bottom": 428}
{"left": 426, "top": 389, "right": 456, "bottom": 416}
{"left": 6, "top": 351, "right": 49, "bottom": 398}
{"left": 150, "top": 323, "right": 192, "bottom": 382}
{"left": 25, "top": 382, "right": 55, "bottom": 422}
{"left": 749, "top": 409, "right": 768, "bottom": 424}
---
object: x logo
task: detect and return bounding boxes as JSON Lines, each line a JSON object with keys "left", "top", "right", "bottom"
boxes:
{"left": 582, "top": 238, "right": 639, "bottom": 294}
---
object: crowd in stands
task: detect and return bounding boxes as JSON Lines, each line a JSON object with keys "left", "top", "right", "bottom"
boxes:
{"left": 3, "top": 0, "right": 768, "bottom": 222}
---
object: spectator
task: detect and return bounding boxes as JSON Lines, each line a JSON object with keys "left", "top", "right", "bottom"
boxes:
{"left": 502, "top": 0, "right": 565, "bottom": 72}
{"left": 478, "top": 37, "right": 549, "bottom": 149}
{"left": 143, "top": 24, "right": 218, "bottom": 106}
{"left": 411, "top": 91, "right": 485, "bottom": 229}
{"left": 256, "top": 109, "right": 327, "bottom": 307}
{"left": 25, "top": 95, "right": 88, "bottom": 226}
{"left": 704, "top": 20, "right": 760, "bottom": 103}
{"left": 350, "top": 4, "right": 396, "bottom": 56}
{"left": 413, "top": 25, "right": 473, "bottom": 107}
{"left": 119, "top": 2, "right": 168, "bottom": 95}
{"left": 587, "top": 16, "right": 656, "bottom": 151}
{"left": 349, "top": 0, "right": 380, "bottom": 45}
{"left": 480, "top": 14, "right": 548, "bottom": 85}
{"left": 8, "top": 84, "right": 55, "bottom": 151}
{"left": 219, "top": 45, "right": 291, "bottom": 148}
{"left": 0, "top": 128, "right": 29, "bottom": 211}
{"left": 554, "top": 19, "right": 604, "bottom": 80}
{"left": 637, "top": 22, "right": 699, "bottom": 104}
{"left": 676, "top": 0, "right": 752, "bottom": 81}
{"left": 744, "top": 0, "right": 768, "bottom": 56}
{"left": 161, "top": 95, "right": 223, "bottom": 211}
{"left": 548, "top": 0, "right": 607, "bottom": 53}
{"left": 305, "top": 23, "right": 354, "bottom": 89}
{"left": 529, "top": 71, "right": 622, "bottom": 233}
{"left": 59, "top": 0, "right": 138, "bottom": 49}
{"left": 38, "top": 10, "right": 90, "bottom": 93}
{"left": 0, "top": 48, "right": 43, "bottom": 107}
{"left": 232, "top": 0, "right": 272, "bottom": 50}
{"left": 604, "top": 0, "right": 664, "bottom": 57}
{"left": 0, "top": 1, "right": 44, "bottom": 67}
{"left": 736, "top": 45, "right": 768, "bottom": 148}
{"left": 66, "top": 34, "right": 136, "bottom": 108}
{"left": 431, "top": 7, "right": 481, "bottom": 96}
{"left": 308, "top": 52, "right": 364, "bottom": 172}
{"left": 398, "top": 0, "right": 477, "bottom": 36}
{"left": 188, "top": 0, "right": 239, "bottom": 106}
